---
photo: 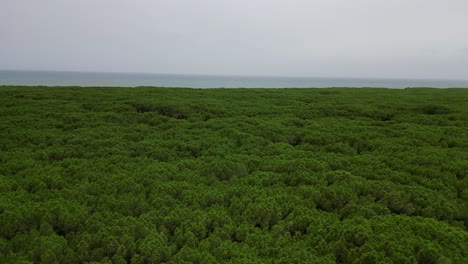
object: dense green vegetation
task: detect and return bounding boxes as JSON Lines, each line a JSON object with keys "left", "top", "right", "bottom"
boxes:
{"left": 0, "top": 86, "right": 467, "bottom": 263}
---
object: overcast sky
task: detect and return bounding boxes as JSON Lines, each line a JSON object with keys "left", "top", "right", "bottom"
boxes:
{"left": 1, "top": 0, "right": 467, "bottom": 79}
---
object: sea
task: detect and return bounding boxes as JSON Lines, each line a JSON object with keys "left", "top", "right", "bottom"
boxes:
{"left": 1, "top": 70, "right": 467, "bottom": 89}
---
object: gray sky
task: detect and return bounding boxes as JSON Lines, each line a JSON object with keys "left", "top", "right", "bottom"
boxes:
{"left": 1, "top": 0, "right": 467, "bottom": 79}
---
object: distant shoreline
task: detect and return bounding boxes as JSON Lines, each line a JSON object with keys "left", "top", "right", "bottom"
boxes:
{"left": 1, "top": 85, "right": 467, "bottom": 91}
{"left": 1, "top": 70, "right": 468, "bottom": 88}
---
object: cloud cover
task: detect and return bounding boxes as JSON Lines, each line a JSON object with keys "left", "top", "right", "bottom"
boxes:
{"left": 1, "top": 0, "right": 467, "bottom": 79}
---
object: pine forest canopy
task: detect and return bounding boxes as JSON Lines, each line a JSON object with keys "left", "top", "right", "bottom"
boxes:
{"left": 0, "top": 86, "right": 467, "bottom": 263}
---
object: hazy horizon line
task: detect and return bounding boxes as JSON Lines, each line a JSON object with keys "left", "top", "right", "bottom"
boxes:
{"left": 2, "top": 68, "right": 468, "bottom": 82}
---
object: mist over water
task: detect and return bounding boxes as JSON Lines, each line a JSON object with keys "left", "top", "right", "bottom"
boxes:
{"left": 1, "top": 70, "right": 467, "bottom": 88}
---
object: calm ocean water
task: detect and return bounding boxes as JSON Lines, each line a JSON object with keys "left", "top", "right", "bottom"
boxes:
{"left": 1, "top": 70, "right": 467, "bottom": 88}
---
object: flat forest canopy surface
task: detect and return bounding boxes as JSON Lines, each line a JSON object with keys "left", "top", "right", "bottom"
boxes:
{"left": 0, "top": 86, "right": 467, "bottom": 263}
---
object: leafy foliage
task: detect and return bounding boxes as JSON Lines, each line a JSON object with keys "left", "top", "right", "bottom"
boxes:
{"left": 0, "top": 86, "right": 467, "bottom": 263}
